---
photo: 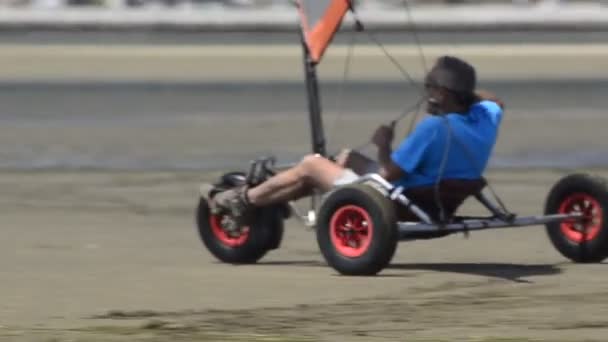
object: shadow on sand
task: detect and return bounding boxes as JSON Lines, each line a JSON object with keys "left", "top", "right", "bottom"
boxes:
{"left": 250, "top": 261, "right": 562, "bottom": 282}
{"left": 388, "top": 262, "right": 562, "bottom": 283}
{"left": 251, "top": 260, "right": 326, "bottom": 267}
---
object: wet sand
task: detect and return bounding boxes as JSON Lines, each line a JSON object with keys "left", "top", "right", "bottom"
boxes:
{"left": 0, "top": 80, "right": 607, "bottom": 170}
{"left": 2, "top": 169, "right": 608, "bottom": 341}
{"left": 3, "top": 44, "right": 608, "bottom": 83}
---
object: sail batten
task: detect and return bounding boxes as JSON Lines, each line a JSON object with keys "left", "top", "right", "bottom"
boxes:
{"left": 297, "top": 0, "right": 349, "bottom": 63}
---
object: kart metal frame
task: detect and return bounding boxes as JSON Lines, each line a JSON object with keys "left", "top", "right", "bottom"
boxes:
{"left": 282, "top": 171, "right": 583, "bottom": 240}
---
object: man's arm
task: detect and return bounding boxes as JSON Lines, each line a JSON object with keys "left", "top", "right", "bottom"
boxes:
{"left": 372, "top": 124, "right": 406, "bottom": 182}
{"left": 378, "top": 145, "right": 406, "bottom": 182}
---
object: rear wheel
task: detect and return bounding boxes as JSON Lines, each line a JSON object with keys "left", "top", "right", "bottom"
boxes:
{"left": 196, "top": 197, "right": 283, "bottom": 264}
{"left": 316, "top": 183, "right": 398, "bottom": 276}
{"left": 545, "top": 173, "right": 608, "bottom": 263}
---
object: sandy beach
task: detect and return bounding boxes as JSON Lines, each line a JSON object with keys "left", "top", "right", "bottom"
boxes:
{"left": 2, "top": 169, "right": 608, "bottom": 341}
{"left": 2, "top": 30, "right": 608, "bottom": 340}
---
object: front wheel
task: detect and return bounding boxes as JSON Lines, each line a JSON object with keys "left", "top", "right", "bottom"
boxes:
{"left": 316, "top": 183, "right": 398, "bottom": 276}
{"left": 196, "top": 197, "right": 284, "bottom": 264}
{"left": 545, "top": 173, "right": 608, "bottom": 263}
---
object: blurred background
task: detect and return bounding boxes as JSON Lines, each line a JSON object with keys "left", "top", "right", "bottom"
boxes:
{"left": 0, "top": 0, "right": 596, "bottom": 10}
{"left": 0, "top": 0, "right": 606, "bottom": 171}
{"left": 3, "top": 3, "right": 608, "bottom": 337}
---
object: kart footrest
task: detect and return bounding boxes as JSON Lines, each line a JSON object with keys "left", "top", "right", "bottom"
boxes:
{"left": 246, "top": 156, "right": 277, "bottom": 186}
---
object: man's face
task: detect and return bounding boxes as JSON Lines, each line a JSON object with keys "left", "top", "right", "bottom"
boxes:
{"left": 424, "top": 80, "right": 447, "bottom": 115}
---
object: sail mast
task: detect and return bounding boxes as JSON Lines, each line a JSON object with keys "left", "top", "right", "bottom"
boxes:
{"left": 300, "top": 32, "right": 326, "bottom": 156}
{"left": 296, "top": 0, "right": 350, "bottom": 156}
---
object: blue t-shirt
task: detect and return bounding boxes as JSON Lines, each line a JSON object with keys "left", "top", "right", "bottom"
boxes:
{"left": 390, "top": 100, "right": 503, "bottom": 189}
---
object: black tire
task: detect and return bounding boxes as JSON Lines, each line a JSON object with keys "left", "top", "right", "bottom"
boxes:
{"left": 316, "top": 183, "right": 398, "bottom": 276}
{"left": 545, "top": 173, "right": 608, "bottom": 263}
{"left": 196, "top": 197, "right": 284, "bottom": 264}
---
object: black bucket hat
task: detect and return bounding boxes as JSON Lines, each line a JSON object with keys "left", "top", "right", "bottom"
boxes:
{"left": 425, "top": 55, "right": 477, "bottom": 95}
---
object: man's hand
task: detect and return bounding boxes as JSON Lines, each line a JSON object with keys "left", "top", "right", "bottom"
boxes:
{"left": 371, "top": 122, "right": 395, "bottom": 148}
{"left": 334, "top": 148, "right": 351, "bottom": 167}
{"left": 475, "top": 89, "right": 505, "bottom": 110}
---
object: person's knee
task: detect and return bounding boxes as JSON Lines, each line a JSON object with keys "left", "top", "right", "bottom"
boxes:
{"left": 297, "top": 154, "right": 323, "bottom": 183}
{"left": 299, "top": 154, "right": 321, "bottom": 170}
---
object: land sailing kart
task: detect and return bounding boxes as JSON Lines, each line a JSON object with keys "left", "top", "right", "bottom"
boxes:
{"left": 196, "top": 1, "right": 608, "bottom": 275}
{"left": 197, "top": 161, "right": 608, "bottom": 275}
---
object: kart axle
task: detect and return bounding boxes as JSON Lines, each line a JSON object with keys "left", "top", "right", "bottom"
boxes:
{"left": 397, "top": 213, "right": 582, "bottom": 239}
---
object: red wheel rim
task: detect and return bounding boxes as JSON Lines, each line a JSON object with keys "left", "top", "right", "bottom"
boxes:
{"left": 329, "top": 205, "right": 374, "bottom": 258}
{"left": 210, "top": 214, "right": 249, "bottom": 247}
{"left": 558, "top": 193, "right": 603, "bottom": 243}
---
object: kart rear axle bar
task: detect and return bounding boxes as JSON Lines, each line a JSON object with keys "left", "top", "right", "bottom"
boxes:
{"left": 397, "top": 213, "right": 581, "bottom": 239}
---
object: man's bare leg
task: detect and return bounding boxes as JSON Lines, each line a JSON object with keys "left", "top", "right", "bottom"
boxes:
{"left": 210, "top": 154, "right": 353, "bottom": 227}
{"left": 246, "top": 154, "right": 347, "bottom": 207}
{"left": 246, "top": 171, "right": 311, "bottom": 207}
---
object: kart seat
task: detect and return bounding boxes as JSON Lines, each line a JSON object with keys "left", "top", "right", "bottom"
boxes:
{"left": 396, "top": 178, "right": 487, "bottom": 222}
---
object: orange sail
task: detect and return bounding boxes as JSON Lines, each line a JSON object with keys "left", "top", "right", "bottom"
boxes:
{"left": 297, "top": 0, "right": 350, "bottom": 63}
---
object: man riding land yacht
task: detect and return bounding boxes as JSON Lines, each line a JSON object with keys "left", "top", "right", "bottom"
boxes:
{"left": 212, "top": 55, "right": 505, "bottom": 225}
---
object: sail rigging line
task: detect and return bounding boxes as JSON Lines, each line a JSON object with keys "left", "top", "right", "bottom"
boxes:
{"left": 399, "top": 0, "right": 428, "bottom": 138}
{"left": 326, "top": 17, "right": 358, "bottom": 154}
{"left": 349, "top": 9, "right": 421, "bottom": 92}
{"left": 401, "top": 0, "right": 428, "bottom": 74}
{"left": 349, "top": 0, "right": 430, "bottom": 133}
{"left": 326, "top": 0, "right": 429, "bottom": 155}
{"left": 450, "top": 129, "right": 512, "bottom": 214}
{"left": 347, "top": 96, "right": 426, "bottom": 153}
{"left": 435, "top": 116, "right": 453, "bottom": 223}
